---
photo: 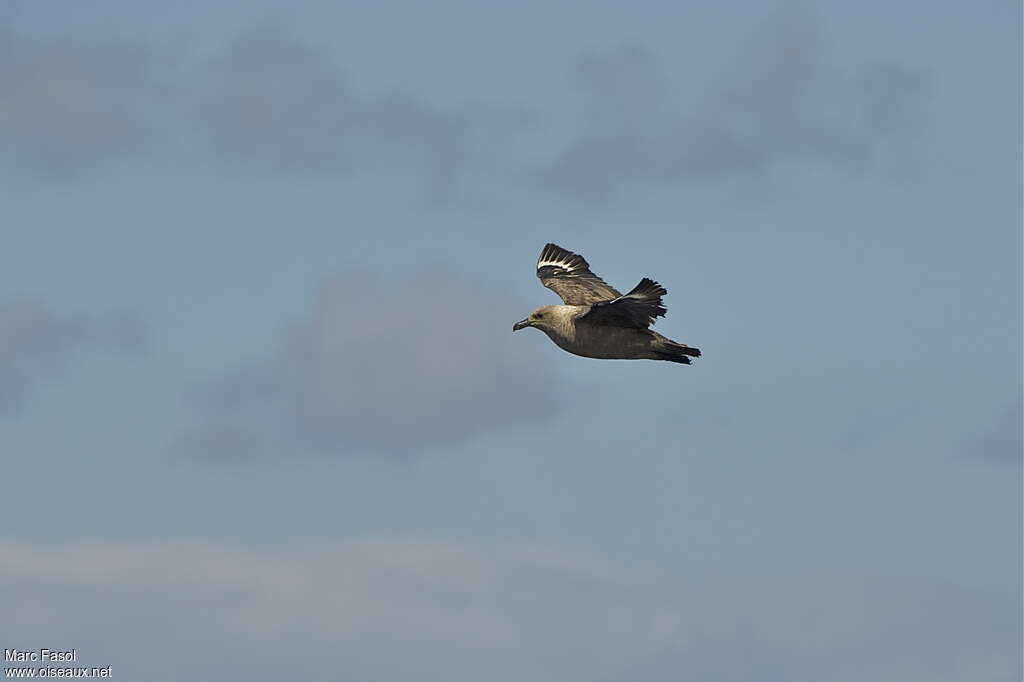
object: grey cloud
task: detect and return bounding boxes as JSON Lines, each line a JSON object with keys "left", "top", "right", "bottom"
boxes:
{"left": 605, "top": 581, "right": 1021, "bottom": 682}
{"left": 174, "top": 270, "right": 559, "bottom": 460}
{"left": 1, "top": 539, "right": 1018, "bottom": 682}
{"left": 196, "top": 29, "right": 475, "bottom": 189}
{"left": 542, "top": 11, "right": 931, "bottom": 198}
{"left": 1, "top": 28, "right": 520, "bottom": 199}
{"left": 837, "top": 401, "right": 925, "bottom": 453}
{"left": 858, "top": 59, "right": 931, "bottom": 136}
{"left": 966, "top": 397, "right": 1023, "bottom": 464}
{"left": 0, "top": 297, "right": 147, "bottom": 416}
{"left": 2, "top": 15, "right": 927, "bottom": 199}
{"left": 0, "top": 539, "right": 671, "bottom": 681}
{"left": 195, "top": 30, "right": 358, "bottom": 174}
{"left": 0, "top": 29, "right": 177, "bottom": 179}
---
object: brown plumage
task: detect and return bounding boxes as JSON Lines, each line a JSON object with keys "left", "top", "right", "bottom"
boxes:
{"left": 513, "top": 243, "right": 701, "bottom": 364}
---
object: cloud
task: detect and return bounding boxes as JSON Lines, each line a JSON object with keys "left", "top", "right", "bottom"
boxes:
{"left": 0, "top": 29, "right": 177, "bottom": 178}
{"left": 606, "top": 578, "right": 1022, "bottom": 682}
{"left": 2, "top": 14, "right": 928, "bottom": 202}
{"left": 966, "top": 397, "right": 1023, "bottom": 464}
{"left": 0, "top": 28, "right": 523, "bottom": 199}
{"left": 0, "top": 538, "right": 1017, "bottom": 682}
{"left": 542, "top": 11, "right": 931, "bottom": 198}
{"left": 195, "top": 29, "right": 483, "bottom": 201}
{"left": 193, "top": 29, "right": 356, "bottom": 175}
{"left": 0, "top": 297, "right": 147, "bottom": 416}
{"left": 174, "top": 270, "right": 560, "bottom": 460}
{"left": 0, "top": 539, "right": 671, "bottom": 681}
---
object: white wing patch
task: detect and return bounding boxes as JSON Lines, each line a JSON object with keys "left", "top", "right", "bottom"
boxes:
{"left": 537, "top": 258, "right": 578, "bottom": 272}
{"left": 536, "top": 243, "right": 590, "bottom": 276}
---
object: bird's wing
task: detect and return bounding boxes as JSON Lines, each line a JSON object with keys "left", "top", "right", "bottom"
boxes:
{"left": 536, "top": 243, "right": 621, "bottom": 305}
{"left": 579, "top": 278, "right": 667, "bottom": 329}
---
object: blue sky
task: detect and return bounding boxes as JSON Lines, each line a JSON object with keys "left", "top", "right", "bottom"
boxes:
{"left": 1, "top": 2, "right": 1020, "bottom": 680}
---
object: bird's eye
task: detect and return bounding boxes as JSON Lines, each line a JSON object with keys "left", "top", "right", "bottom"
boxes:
{"left": 536, "top": 312, "right": 544, "bottom": 319}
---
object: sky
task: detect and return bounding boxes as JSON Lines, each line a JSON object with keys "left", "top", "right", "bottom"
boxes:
{"left": 1, "top": 1, "right": 1021, "bottom": 680}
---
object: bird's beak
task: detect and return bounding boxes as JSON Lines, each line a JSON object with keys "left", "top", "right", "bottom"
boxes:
{"left": 512, "top": 318, "right": 531, "bottom": 332}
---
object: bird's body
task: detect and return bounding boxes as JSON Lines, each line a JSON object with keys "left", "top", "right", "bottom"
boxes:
{"left": 514, "top": 244, "right": 701, "bottom": 364}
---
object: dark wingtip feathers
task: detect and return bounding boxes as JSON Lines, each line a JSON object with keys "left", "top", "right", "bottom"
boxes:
{"left": 537, "top": 243, "right": 590, "bottom": 278}
{"left": 626, "top": 277, "right": 667, "bottom": 300}
{"left": 623, "top": 277, "right": 667, "bottom": 318}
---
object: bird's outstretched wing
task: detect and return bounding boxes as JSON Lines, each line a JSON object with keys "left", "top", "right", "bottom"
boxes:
{"left": 536, "top": 243, "right": 621, "bottom": 305}
{"left": 580, "top": 278, "right": 668, "bottom": 329}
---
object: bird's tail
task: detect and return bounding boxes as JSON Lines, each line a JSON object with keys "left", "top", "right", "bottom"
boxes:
{"left": 654, "top": 339, "right": 701, "bottom": 364}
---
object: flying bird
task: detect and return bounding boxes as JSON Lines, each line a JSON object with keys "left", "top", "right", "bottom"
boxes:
{"left": 513, "top": 243, "right": 701, "bottom": 364}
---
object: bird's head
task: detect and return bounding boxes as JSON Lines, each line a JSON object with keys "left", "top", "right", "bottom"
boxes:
{"left": 513, "top": 305, "right": 560, "bottom": 333}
